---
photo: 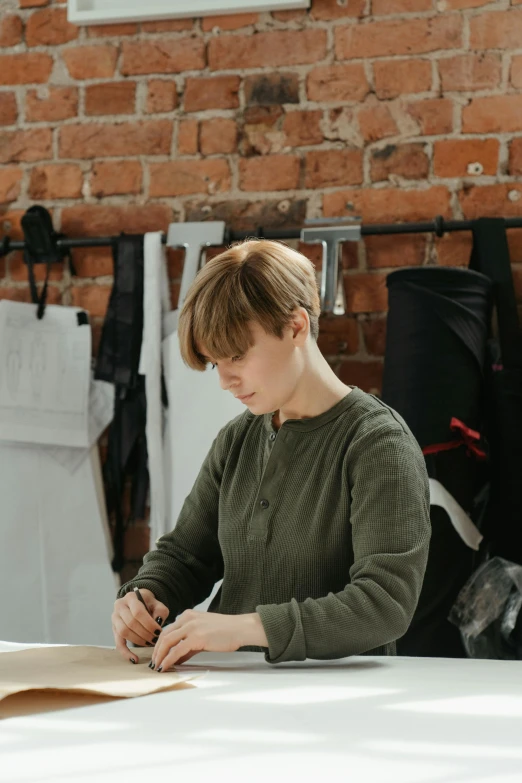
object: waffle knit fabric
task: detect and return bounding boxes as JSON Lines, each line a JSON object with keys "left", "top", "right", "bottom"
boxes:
{"left": 118, "top": 386, "right": 431, "bottom": 664}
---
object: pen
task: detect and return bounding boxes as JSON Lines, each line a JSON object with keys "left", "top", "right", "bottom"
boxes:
{"left": 133, "top": 586, "right": 150, "bottom": 615}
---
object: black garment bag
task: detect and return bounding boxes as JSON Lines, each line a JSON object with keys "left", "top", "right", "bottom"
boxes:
{"left": 382, "top": 266, "right": 493, "bottom": 657}
{"left": 469, "top": 219, "right": 522, "bottom": 566}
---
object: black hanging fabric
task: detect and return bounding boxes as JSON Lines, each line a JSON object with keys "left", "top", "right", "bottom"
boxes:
{"left": 94, "top": 234, "right": 148, "bottom": 573}
{"left": 469, "top": 218, "right": 522, "bottom": 565}
{"left": 382, "top": 266, "right": 493, "bottom": 657}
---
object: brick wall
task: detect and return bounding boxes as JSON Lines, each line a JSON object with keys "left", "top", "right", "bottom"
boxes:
{"left": 1, "top": 0, "right": 522, "bottom": 575}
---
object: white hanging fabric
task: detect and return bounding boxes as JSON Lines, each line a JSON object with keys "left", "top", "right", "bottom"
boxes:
{"left": 429, "top": 478, "right": 484, "bottom": 551}
{"left": 158, "top": 223, "right": 244, "bottom": 611}
{"left": 139, "top": 232, "right": 171, "bottom": 550}
{"left": 0, "top": 301, "right": 118, "bottom": 645}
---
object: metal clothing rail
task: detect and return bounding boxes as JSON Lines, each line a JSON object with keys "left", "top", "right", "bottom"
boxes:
{"left": 3, "top": 215, "right": 522, "bottom": 252}
{"left": 3, "top": 214, "right": 522, "bottom": 314}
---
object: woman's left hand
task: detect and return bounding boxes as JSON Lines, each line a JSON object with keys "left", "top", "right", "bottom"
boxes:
{"left": 150, "top": 609, "right": 267, "bottom": 672}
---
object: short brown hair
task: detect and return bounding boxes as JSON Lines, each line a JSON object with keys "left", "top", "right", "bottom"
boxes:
{"left": 178, "top": 239, "right": 321, "bottom": 371}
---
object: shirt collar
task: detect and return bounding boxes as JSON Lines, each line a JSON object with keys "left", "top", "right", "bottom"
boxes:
{"left": 262, "top": 386, "right": 363, "bottom": 433}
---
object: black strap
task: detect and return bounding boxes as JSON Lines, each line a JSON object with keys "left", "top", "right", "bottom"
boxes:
{"left": 469, "top": 218, "right": 522, "bottom": 369}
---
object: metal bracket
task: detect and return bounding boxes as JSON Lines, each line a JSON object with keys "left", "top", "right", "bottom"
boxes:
{"left": 300, "top": 220, "right": 361, "bottom": 315}
{"left": 166, "top": 221, "right": 226, "bottom": 312}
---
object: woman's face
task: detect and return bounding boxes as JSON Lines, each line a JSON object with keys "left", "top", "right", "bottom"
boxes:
{"left": 199, "top": 317, "right": 306, "bottom": 415}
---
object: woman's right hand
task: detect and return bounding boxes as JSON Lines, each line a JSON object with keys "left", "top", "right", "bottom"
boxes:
{"left": 112, "top": 588, "right": 169, "bottom": 663}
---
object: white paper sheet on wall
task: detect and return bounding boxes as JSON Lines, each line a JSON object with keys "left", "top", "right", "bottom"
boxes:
{"left": 0, "top": 301, "right": 91, "bottom": 448}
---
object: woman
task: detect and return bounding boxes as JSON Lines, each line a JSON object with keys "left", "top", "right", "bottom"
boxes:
{"left": 112, "top": 239, "right": 431, "bottom": 671}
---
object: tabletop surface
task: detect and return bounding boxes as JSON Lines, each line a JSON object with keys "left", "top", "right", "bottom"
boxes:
{"left": 1, "top": 642, "right": 522, "bottom": 783}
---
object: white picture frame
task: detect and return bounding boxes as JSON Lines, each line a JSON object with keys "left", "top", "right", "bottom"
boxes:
{"left": 67, "top": 0, "right": 310, "bottom": 26}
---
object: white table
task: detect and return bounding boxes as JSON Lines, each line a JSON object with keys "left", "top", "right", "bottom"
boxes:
{"left": 1, "top": 644, "right": 522, "bottom": 783}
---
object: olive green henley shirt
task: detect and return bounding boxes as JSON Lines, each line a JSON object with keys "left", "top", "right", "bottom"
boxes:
{"left": 118, "top": 386, "right": 431, "bottom": 664}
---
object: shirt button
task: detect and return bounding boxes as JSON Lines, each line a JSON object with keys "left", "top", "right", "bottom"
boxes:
{"left": 260, "top": 499, "right": 269, "bottom": 509}
{"left": 269, "top": 433, "right": 276, "bottom": 441}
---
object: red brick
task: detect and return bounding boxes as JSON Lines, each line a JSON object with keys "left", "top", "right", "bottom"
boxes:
{"left": 85, "top": 82, "right": 136, "bottom": 116}
{"left": 202, "top": 13, "right": 258, "bottom": 31}
{"left": 185, "top": 197, "right": 307, "bottom": 232}
{"left": 305, "top": 149, "right": 363, "bottom": 188}
{"left": 245, "top": 73, "right": 299, "bottom": 106}
{"left": 28, "top": 164, "right": 83, "bottom": 200}
{"left": 299, "top": 240, "right": 325, "bottom": 272}
{"left": 9, "top": 254, "right": 63, "bottom": 283}
{"left": 0, "top": 128, "right": 52, "bottom": 164}
{"left": 335, "top": 16, "right": 462, "bottom": 59}
{"left": 511, "top": 56, "right": 522, "bottom": 89}
{"left": 365, "top": 233, "right": 427, "bottom": 269}
{"left": 0, "top": 209, "right": 24, "bottom": 239}
{"left": 26, "top": 7, "right": 78, "bottom": 46}
{"left": 404, "top": 98, "right": 454, "bottom": 135}
{"left": 338, "top": 360, "right": 384, "bottom": 395}
{"left": 177, "top": 119, "right": 199, "bottom": 155}
{"left": 435, "top": 233, "right": 472, "bottom": 268}
{"left": 374, "top": 59, "right": 432, "bottom": 100}
{"left": 19, "top": 0, "right": 49, "bottom": 6}
{"left": 361, "top": 317, "right": 387, "bottom": 356}
{"left": 71, "top": 285, "right": 111, "bottom": 318}
{"left": 62, "top": 46, "right": 118, "bottom": 80}
{"left": 458, "top": 184, "right": 522, "bottom": 219}
{"left": 370, "top": 143, "right": 429, "bottom": 182}
{"left": 61, "top": 204, "right": 172, "bottom": 237}
{"left": 86, "top": 22, "right": 138, "bottom": 37}
{"left": 167, "top": 247, "right": 185, "bottom": 279}
{"left": 71, "top": 248, "right": 113, "bottom": 277}
{"left": 121, "top": 39, "right": 205, "bottom": 76}
{"left": 317, "top": 315, "right": 359, "bottom": 356}
{"left": 149, "top": 160, "right": 231, "bottom": 197}
{"left": 372, "top": 0, "right": 432, "bottom": 11}
{"left": 283, "top": 111, "right": 323, "bottom": 148}
{"left": 184, "top": 76, "right": 240, "bottom": 112}
{"left": 439, "top": 54, "right": 502, "bottom": 92}
{"left": 200, "top": 118, "right": 237, "bottom": 155}
{"left": 358, "top": 104, "right": 398, "bottom": 142}
{"left": 509, "top": 139, "right": 522, "bottom": 176}
{"left": 0, "top": 15, "right": 23, "bottom": 46}
{"left": 239, "top": 155, "right": 300, "bottom": 192}
{"left": 0, "top": 285, "right": 61, "bottom": 303}
{"left": 59, "top": 121, "right": 172, "bottom": 159}
{"left": 25, "top": 87, "right": 78, "bottom": 122}
{"left": 240, "top": 105, "right": 285, "bottom": 156}
{"left": 0, "top": 53, "right": 53, "bottom": 86}
{"left": 0, "top": 167, "right": 22, "bottom": 203}
{"left": 271, "top": 9, "right": 307, "bottom": 21}
{"left": 324, "top": 185, "right": 451, "bottom": 223}
{"left": 462, "top": 96, "right": 522, "bottom": 134}
{"left": 434, "top": 139, "right": 499, "bottom": 177}
{"left": 146, "top": 80, "right": 178, "bottom": 114}
{"left": 141, "top": 19, "right": 193, "bottom": 32}
{"left": 209, "top": 29, "right": 327, "bottom": 70}
{"left": 442, "top": 0, "right": 496, "bottom": 7}
{"left": 311, "top": 0, "right": 366, "bottom": 20}
{"left": 307, "top": 64, "right": 369, "bottom": 103}
{"left": 470, "top": 9, "right": 522, "bottom": 49}
{"left": 343, "top": 273, "right": 388, "bottom": 313}
{"left": 0, "top": 93, "right": 17, "bottom": 126}
{"left": 90, "top": 161, "right": 142, "bottom": 197}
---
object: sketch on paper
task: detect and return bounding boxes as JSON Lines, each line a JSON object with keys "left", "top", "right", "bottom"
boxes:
{"left": 0, "top": 301, "right": 92, "bottom": 448}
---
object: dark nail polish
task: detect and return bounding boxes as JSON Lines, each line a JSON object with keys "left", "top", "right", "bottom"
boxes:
{"left": 151, "top": 638, "right": 157, "bottom": 645}
{"left": 155, "top": 617, "right": 163, "bottom": 626}
{"left": 150, "top": 662, "right": 155, "bottom": 670}
{"left": 157, "top": 666, "right": 163, "bottom": 673}
{"left": 130, "top": 658, "right": 136, "bottom": 664}
{"left": 146, "top": 642, "right": 153, "bottom": 647}
{"left": 154, "top": 629, "right": 160, "bottom": 636}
